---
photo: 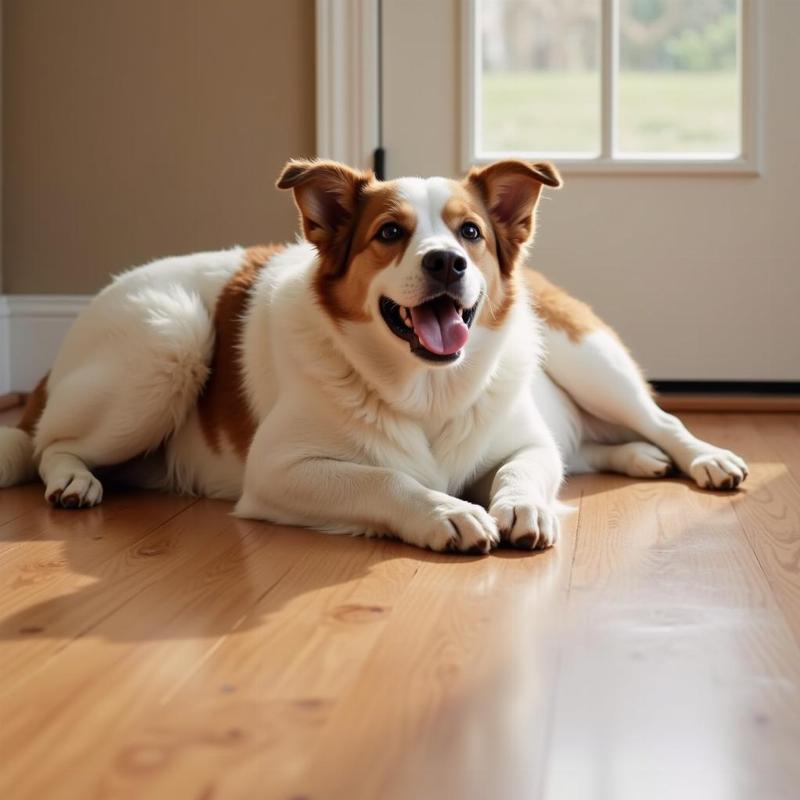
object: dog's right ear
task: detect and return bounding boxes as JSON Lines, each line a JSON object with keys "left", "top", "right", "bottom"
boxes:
{"left": 277, "top": 159, "right": 374, "bottom": 261}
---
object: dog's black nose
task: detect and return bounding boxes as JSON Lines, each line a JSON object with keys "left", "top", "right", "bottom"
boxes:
{"left": 421, "top": 250, "right": 467, "bottom": 285}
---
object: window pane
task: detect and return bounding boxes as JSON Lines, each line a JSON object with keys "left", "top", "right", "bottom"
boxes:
{"left": 478, "top": 0, "right": 601, "bottom": 156}
{"left": 617, "top": 0, "right": 740, "bottom": 157}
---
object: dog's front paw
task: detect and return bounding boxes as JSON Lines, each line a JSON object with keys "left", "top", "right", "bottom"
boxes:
{"left": 688, "top": 448, "right": 748, "bottom": 491}
{"left": 415, "top": 498, "right": 500, "bottom": 555}
{"left": 46, "top": 470, "right": 104, "bottom": 509}
{"left": 489, "top": 499, "right": 560, "bottom": 550}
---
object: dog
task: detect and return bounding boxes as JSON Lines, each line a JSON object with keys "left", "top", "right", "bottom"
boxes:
{"left": 0, "top": 158, "right": 748, "bottom": 553}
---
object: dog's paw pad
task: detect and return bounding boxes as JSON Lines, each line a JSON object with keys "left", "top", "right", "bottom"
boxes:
{"left": 512, "top": 533, "right": 539, "bottom": 550}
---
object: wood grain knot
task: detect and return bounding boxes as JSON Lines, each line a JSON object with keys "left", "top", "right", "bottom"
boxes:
{"left": 292, "top": 698, "right": 330, "bottom": 713}
{"left": 136, "top": 542, "right": 169, "bottom": 557}
{"left": 330, "top": 604, "right": 387, "bottom": 623}
{"left": 18, "top": 625, "right": 44, "bottom": 635}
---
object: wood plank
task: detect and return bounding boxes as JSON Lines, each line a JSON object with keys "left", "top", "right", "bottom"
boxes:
{"left": 0, "top": 483, "right": 47, "bottom": 528}
{"left": 0, "top": 493, "right": 197, "bottom": 688}
{"left": 743, "top": 413, "right": 800, "bottom": 480}
{"left": 684, "top": 413, "right": 800, "bottom": 648}
{"left": 0, "top": 497, "right": 265, "bottom": 700}
{"left": 0, "top": 491, "right": 191, "bottom": 566}
{"left": 0, "top": 412, "right": 799, "bottom": 799}
{"left": 273, "top": 485, "right": 584, "bottom": 800}
{"left": 1, "top": 488, "right": 583, "bottom": 800}
{"left": 85, "top": 531, "right": 428, "bottom": 800}
{"left": 0, "top": 509, "right": 314, "bottom": 800}
{"left": 541, "top": 474, "right": 800, "bottom": 800}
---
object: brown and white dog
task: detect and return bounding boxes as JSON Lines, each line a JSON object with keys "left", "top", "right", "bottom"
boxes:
{"left": 0, "top": 159, "right": 747, "bottom": 553}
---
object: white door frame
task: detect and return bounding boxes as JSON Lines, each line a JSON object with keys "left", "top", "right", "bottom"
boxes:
{"left": 315, "top": 0, "right": 380, "bottom": 169}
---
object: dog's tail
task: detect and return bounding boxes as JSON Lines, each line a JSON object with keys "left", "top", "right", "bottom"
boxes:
{"left": 0, "top": 377, "right": 48, "bottom": 488}
{"left": 0, "top": 427, "right": 36, "bottom": 487}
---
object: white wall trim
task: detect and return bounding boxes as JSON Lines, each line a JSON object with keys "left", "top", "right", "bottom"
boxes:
{"left": 0, "top": 295, "right": 91, "bottom": 395}
{"left": 315, "top": 0, "right": 380, "bottom": 168}
{"left": 0, "top": 6, "right": 4, "bottom": 295}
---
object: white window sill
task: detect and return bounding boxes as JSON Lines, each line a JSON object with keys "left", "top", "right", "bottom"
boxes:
{"left": 469, "top": 153, "right": 761, "bottom": 177}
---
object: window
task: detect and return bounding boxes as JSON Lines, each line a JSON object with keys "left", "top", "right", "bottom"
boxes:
{"left": 467, "top": 0, "right": 757, "bottom": 171}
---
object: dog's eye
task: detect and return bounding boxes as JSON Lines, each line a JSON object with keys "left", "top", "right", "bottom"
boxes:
{"left": 460, "top": 222, "right": 482, "bottom": 241}
{"left": 376, "top": 222, "right": 404, "bottom": 243}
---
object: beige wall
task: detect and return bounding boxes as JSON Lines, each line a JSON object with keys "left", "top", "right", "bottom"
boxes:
{"left": 2, "top": 0, "right": 315, "bottom": 295}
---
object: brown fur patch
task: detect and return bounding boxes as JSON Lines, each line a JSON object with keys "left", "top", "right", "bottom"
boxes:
{"left": 197, "top": 245, "right": 283, "bottom": 458}
{"left": 277, "top": 159, "right": 375, "bottom": 319}
{"left": 524, "top": 270, "right": 606, "bottom": 342}
{"left": 17, "top": 374, "right": 48, "bottom": 436}
{"left": 314, "top": 182, "right": 415, "bottom": 324}
{"left": 442, "top": 182, "right": 516, "bottom": 331}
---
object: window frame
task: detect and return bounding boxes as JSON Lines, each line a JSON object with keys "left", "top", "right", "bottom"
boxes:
{"left": 462, "top": 0, "right": 763, "bottom": 175}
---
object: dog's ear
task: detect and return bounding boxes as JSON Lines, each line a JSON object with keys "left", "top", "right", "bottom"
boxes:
{"left": 466, "top": 160, "right": 562, "bottom": 275}
{"left": 277, "top": 159, "right": 374, "bottom": 266}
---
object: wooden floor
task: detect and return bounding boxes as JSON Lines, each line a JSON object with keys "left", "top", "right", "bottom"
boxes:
{"left": 1, "top": 411, "right": 799, "bottom": 800}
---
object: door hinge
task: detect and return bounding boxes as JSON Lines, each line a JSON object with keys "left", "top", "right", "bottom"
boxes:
{"left": 373, "top": 147, "right": 386, "bottom": 181}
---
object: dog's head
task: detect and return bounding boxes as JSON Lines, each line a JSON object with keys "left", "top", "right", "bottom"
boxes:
{"left": 277, "top": 158, "right": 561, "bottom": 366}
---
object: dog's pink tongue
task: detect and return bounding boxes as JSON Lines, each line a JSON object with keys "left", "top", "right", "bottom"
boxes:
{"left": 410, "top": 300, "right": 469, "bottom": 356}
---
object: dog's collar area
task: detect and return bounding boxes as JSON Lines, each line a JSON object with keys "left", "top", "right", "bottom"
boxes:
{"left": 379, "top": 294, "right": 479, "bottom": 363}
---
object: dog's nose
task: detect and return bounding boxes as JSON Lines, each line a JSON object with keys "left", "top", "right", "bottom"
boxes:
{"left": 421, "top": 250, "right": 467, "bottom": 285}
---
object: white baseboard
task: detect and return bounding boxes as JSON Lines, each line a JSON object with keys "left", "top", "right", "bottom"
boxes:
{"left": 0, "top": 295, "right": 92, "bottom": 395}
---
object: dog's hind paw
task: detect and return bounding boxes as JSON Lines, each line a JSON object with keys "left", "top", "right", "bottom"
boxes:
{"left": 688, "top": 449, "right": 748, "bottom": 491}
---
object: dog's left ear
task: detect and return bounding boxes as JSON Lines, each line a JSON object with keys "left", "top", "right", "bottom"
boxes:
{"left": 466, "top": 160, "right": 562, "bottom": 275}
{"left": 277, "top": 159, "right": 374, "bottom": 266}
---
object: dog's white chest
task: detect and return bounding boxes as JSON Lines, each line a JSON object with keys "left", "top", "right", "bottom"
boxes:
{"left": 364, "top": 411, "right": 492, "bottom": 496}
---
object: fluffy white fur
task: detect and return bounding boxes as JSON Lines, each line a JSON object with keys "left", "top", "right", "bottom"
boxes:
{"left": 0, "top": 164, "right": 747, "bottom": 553}
{"left": 236, "top": 255, "right": 560, "bottom": 550}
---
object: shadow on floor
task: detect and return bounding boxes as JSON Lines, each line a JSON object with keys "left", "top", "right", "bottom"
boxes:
{"left": 0, "top": 483, "right": 550, "bottom": 646}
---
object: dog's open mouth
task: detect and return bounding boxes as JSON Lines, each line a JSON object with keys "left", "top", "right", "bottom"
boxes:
{"left": 379, "top": 294, "right": 479, "bottom": 363}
